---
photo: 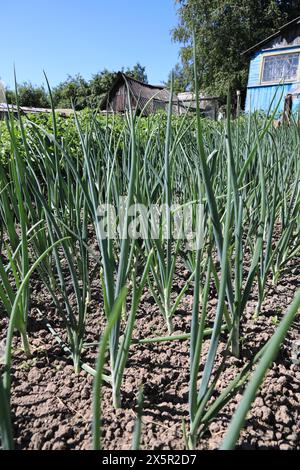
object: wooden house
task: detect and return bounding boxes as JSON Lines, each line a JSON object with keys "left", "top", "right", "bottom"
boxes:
{"left": 101, "top": 72, "right": 182, "bottom": 115}
{"left": 244, "top": 16, "right": 300, "bottom": 114}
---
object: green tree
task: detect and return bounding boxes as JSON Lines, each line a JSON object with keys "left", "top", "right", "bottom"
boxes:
{"left": 166, "top": 63, "right": 191, "bottom": 94}
{"left": 6, "top": 82, "right": 49, "bottom": 108}
{"left": 90, "top": 69, "right": 118, "bottom": 107}
{"left": 124, "top": 62, "right": 148, "bottom": 83}
{"left": 52, "top": 74, "right": 90, "bottom": 110}
{"left": 5, "top": 89, "right": 16, "bottom": 105}
{"left": 172, "top": 0, "right": 300, "bottom": 96}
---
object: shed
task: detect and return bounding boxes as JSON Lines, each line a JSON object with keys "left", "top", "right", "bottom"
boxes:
{"left": 101, "top": 72, "right": 182, "bottom": 115}
{"left": 177, "top": 92, "right": 220, "bottom": 119}
{"left": 244, "top": 16, "right": 300, "bottom": 114}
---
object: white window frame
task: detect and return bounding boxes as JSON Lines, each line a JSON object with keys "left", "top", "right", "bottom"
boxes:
{"left": 260, "top": 50, "right": 300, "bottom": 85}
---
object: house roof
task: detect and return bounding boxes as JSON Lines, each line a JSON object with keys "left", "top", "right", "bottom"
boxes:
{"left": 0, "top": 103, "right": 19, "bottom": 113}
{"left": 0, "top": 103, "right": 73, "bottom": 117}
{"left": 110, "top": 72, "right": 166, "bottom": 93}
{"left": 243, "top": 16, "right": 300, "bottom": 55}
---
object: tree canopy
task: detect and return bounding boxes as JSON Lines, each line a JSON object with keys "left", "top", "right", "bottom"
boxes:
{"left": 172, "top": 0, "right": 300, "bottom": 96}
{"left": 165, "top": 63, "right": 191, "bottom": 95}
{"left": 5, "top": 82, "right": 49, "bottom": 108}
{"left": 4, "top": 62, "right": 148, "bottom": 110}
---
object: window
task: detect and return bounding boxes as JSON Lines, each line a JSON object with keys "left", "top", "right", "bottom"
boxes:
{"left": 261, "top": 52, "right": 299, "bottom": 83}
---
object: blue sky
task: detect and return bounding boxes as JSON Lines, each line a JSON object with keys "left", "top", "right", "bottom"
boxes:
{"left": 1, "top": 0, "right": 181, "bottom": 89}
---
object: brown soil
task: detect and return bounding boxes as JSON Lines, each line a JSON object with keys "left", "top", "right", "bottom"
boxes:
{"left": 0, "top": 253, "right": 299, "bottom": 451}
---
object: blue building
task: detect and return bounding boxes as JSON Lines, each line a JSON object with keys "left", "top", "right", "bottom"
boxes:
{"left": 245, "top": 16, "right": 300, "bottom": 114}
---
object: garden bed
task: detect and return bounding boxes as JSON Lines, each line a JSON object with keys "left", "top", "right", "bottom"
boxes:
{"left": 2, "top": 256, "right": 299, "bottom": 451}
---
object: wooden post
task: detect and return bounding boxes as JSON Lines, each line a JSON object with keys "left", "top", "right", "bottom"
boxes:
{"left": 236, "top": 90, "right": 241, "bottom": 118}
{"left": 283, "top": 94, "right": 292, "bottom": 125}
